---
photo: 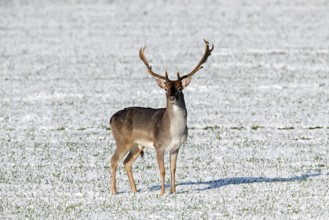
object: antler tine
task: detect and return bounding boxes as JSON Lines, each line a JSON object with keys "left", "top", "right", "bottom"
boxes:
{"left": 176, "top": 71, "right": 181, "bottom": 80}
{"left": 165, "top": 71, "right": 169, "bottom": 81}
{"left": 180, "top": 39, "right": 214, "bottom": 80}
{"left": 139, "top": 46, "right": 167, "bottom": 80}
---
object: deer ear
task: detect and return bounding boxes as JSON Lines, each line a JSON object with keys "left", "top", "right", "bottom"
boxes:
{"left": 182, "top": 77, "right": 192, "bottom": 88}
{"left": 156, "top": 79, "right": 166, "bottom": 89}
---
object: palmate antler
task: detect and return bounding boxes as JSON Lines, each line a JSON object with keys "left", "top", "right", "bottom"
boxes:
{"left": 139, "top": 39, "right": 214, "bottom": 81}
{"left": 179, "top": 39, "right": 214, "bottom": 80}
{"left": 139, "top": 46, "right": 169, "bottom": 81}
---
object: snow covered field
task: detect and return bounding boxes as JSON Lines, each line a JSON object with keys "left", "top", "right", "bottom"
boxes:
{"left": 1, "top": 0, "right": 329, "bottom": 219}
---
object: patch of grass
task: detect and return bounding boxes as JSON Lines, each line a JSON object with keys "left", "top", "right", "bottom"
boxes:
{"left": 203, "top": 125, "right": 220, "bottom": 130}
{"left": 99, "top": 124, "right": 111, "bottom": 130}
{"left": 278, "top": 126, "right": 295, "bottom": 130}
{"left": 201, "top": 125, "right": 221, "bottom": 139}
{"left": 65, "top": 203, "right": 83, "bottom": 214}
{"left": 308, "top": 126, "right": 323, "bottom": 130}
{"left": 231, "top": 126, "right": 244, "bottom": 130}
{"left": 251, "top": 125, "right": 263, "bottom": 130}
{"left": 0, "top": 171, "right": 9, "bottom": 183}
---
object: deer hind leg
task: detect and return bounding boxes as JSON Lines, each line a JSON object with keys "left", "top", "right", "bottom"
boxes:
{"left": 123, "top": 144, "right": 144, "bottom": 193}
{"left": 110, "top": 141, "right": 132, "bottom": 195}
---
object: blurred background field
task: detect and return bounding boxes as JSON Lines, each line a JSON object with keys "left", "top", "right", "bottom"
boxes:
{"left": 0, "top": 0, "right": 328, "bottom": 219}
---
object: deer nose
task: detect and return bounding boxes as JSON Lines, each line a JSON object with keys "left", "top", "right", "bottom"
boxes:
{"left": 169, "top": 96, "right": 176, "bottom": 101}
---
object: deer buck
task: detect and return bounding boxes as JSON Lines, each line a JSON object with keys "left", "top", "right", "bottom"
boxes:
{"left": 110, "top": 40, "right": 214, "bottom": 195}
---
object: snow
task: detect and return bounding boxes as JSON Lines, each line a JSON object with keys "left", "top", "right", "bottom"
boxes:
{"left": 1, "top": 0, "right": 329, "bottom": 219}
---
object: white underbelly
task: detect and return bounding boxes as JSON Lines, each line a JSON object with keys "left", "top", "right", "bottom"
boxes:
{"left": 135, "top": 139, "right": 154, "bottom": 149}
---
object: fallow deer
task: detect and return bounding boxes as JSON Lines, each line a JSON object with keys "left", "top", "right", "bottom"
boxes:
{"left": 110, "top": 40, "right": 214, "bottom": 195}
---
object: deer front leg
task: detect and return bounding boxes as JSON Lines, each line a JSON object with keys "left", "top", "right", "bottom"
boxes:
{"left": 156, "top": 150, "right": 165, "bottom": 195}
{"left": 170, "top": 149, "right": 179, "bottom": 194}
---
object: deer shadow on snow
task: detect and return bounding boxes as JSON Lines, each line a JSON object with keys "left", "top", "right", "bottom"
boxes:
{"left": 149, "top": 171, "right": 325, "bottom": 192}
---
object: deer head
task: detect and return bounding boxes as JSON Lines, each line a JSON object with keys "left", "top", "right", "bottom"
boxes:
{"left": 139, "top": 39, "right": 214, "bottom": 103}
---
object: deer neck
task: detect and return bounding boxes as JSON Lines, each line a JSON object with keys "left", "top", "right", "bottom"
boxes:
{"left": 165, "top": 96, "right": 187, "bottom": 122}
{"left": 162, "top": 95, "right": 187, "bottom": 151}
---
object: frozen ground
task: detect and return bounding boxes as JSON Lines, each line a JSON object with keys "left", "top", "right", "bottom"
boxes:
{"left": 1, "top": 0, "right": 329, "bottom": 219}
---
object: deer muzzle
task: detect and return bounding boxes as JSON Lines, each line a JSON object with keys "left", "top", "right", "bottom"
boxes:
{"left": 169, "top": 96, "right": 176, "bottom": 102}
